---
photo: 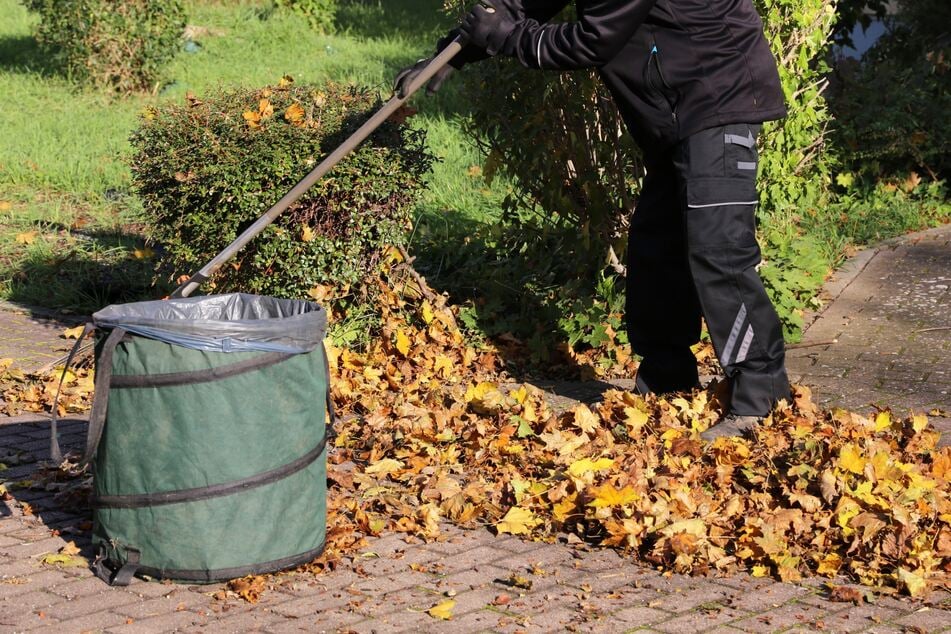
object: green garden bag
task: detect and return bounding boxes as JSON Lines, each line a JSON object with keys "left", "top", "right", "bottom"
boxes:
{"left": 52, "top": 294, "right": 332, "bottom": 585}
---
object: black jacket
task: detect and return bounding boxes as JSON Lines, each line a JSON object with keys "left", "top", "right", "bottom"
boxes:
{"left": 453, "top": 0, "right": 787, "bottom": 149}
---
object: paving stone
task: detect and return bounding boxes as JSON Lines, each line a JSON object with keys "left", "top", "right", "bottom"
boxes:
{"left": 894, "top": 606, "right": 951, "bottom": 631}
{"left": 819, "top": 604, "right": 902, "bottom": 632}
{"left": 113, "top": 589, "right": 208, "bottom": 619}
{"left": 45, "top": 586, "right": 140, "bottom": 621}
{"left": 647, "top": 582, "right": 739, "bottom": 613}
{"left": 50, "top": 607, "right": 133, "bottom": 633}
{"left": 105, "top": 608, "right": 209, "bottom": 633}
{"left": 726, "top": 582, "right": 811, "bottom": 611}
{"left": 268, "top": 590, "right": 352, "bottom": 618}
{"left": 607, "top": 604, "right": 670, "bottom": 626}
{"left": 729, "top": 601, "right": 839, "bottom": 632}
{"left": 651, "top": 606, "right": 749, "bottom": 633}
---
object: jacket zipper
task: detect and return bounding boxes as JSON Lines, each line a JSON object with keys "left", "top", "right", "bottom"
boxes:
{"left": 648, "top": 42, "right": 678, "bottom": 126}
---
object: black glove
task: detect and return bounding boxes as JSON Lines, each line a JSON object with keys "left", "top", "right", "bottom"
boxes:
{"left": 393, "top": 57, "right": 455, "bottom": 99}
{"left": 460, "top": 2, "right": 517, "bottom": 56}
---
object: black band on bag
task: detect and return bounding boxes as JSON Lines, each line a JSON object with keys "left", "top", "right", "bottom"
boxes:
{"left": 92, "top": 435, "right": 326, "bottom": 509}
{"left": 93, "top": 545, "right": 140, "bottom": 586}
{"left": 127, "top": 539, "right": 326, "bottom": 584}
{"left": 109, "top": 352, "right": 295, "bottom": 389}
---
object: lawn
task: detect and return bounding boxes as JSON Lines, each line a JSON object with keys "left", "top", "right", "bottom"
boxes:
{"left": 0, "top": 0, "right": 507, "bottom": 312}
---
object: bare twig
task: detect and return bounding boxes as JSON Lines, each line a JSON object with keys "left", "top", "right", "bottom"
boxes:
{"left": 787, "top": 339, "right": 838, "bottom": 350}
{"left": 912, "top": 327, "right": 951, "bottom": 334}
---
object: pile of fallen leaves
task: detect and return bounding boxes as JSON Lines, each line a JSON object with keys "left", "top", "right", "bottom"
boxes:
{"left": 316, "top": 257, "right": 950, "bottom": 597}
{"left": 0, "top": 354, "right": 94, "bottom": 418}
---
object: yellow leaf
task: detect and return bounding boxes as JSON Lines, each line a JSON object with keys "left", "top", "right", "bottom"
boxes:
{"left": 420, "top": 300, "right": 435, "bottom": 325}
{"left": 258, "top": 98, "right": 274, "bottom": 118}
{"left": 567, "top": 457, "right": 615, "bottom": 478}
{"left": 243, "top": 110, "right": 262, "bottom": 128}
{"left": 0, "top": 201, "right": 12, "bottom": 211}
{"left": 496, "top": 506, "right": 539, "bottom": 535}
{"left": 15, "top": 231, "right": 38, "bottom": 245}
{"left": 284, "top": 102, "right": 305, "bottom": 126}
{"left": 395, "top": 330, "right": 411, "bottom": 356}
{"left": 874, "top": 411, "right": 891, "bottom": 432}
{"left": 751, "top": 565, "right": 770, "bottom": 577}
{"left": 364, "top": 458, "right": 403, "bottom": 475}
{"left": 588, "top": 483, "right": 639, "bottom": 508}
{"left": 912, "top": 414, "right": 928, "bottom": 434}
{"left": 62, "top": 325, "right": 86, "bottom": 340}
{"left": 624, "top": 407, "right": 649, "bottom": 434}
{"left": 133, "top": 247, "right": 154, "bottom": 260}
{"left": 837, "top": 443, "right": 867, "bottom": 475}
{"left": 572, "top": 404, "right": 600, "bottom": 434}
{"left": 40, "top": 546, "right": 87, "bottom": 567}
{"left": 278, "top": 74, "right": 295, "bottom": 88}
{"left": 301, "top": 225, "right": 315, "bottom": 242}
{"left": 464, "top": 381, "right": 498, "bottom": 403}
{"left": 428, "top": 599, "right": 456, "bottom": 620}
{"left": 306, "top": 284, "right": 331, "bottom": 303}
{"left": 816, "top": 553, "right": 842, "bottom": 576}
{"left": 433, "top": 354, "right": 453, "bottom": 379}
{"left": 897, "top": 568, "right": 927, "bottom": 597}
{"left": 552, "top": 494, "right": 579, "bottom": 523}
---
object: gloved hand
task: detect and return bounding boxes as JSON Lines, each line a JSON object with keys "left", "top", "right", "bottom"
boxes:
{"left": 460, "top": 2, "right": 518, "bottom": 56}
{"left": 393, "top": 57, "right": 455, "bottom": 99}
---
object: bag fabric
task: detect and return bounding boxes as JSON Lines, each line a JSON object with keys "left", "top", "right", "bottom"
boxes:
{"left": 73, "top": 294, "right": 330, "bottom": 584}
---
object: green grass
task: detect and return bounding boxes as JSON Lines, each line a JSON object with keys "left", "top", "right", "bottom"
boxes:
{"left": 0, "top": 0, "right": 506, "bottom": 313}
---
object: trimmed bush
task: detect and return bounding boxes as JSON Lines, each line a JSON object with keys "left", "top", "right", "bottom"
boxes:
{"left": 130, "top": 82, "right": 433, "bottom": 302}
{"left": 22, "top": 0, "right": 186, "bottom": 93}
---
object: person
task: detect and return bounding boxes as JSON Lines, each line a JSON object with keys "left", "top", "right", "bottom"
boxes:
{"left": 395, "top": 0, "right": 792, "bottom": 439}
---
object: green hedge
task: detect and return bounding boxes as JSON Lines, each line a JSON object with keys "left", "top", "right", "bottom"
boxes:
{"left": 23, "top": 0, "right": 185, "bottom": 93}
{"left": 130, "top": 82, "right": 433, "bottom": 301}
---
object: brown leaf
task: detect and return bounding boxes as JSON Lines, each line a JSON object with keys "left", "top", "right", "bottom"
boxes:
{"left": 828, "top": 585, "right": 864, "bottom": 605}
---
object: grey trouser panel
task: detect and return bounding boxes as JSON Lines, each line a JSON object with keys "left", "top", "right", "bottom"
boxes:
{"left": 626, "top": 123, "right": 791, "bottom": 415}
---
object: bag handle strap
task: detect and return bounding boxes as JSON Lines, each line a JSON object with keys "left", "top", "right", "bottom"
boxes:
{"left": 93, "top": 544, "right": 140, "bottom": 586}
{"left": 49, "top": 323, "right": 94, "bottom": 464}
{"left": 80, "top": 327, "right": 126, "bottom": 467}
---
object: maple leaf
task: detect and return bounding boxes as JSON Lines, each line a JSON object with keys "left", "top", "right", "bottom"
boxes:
{"left": 62, "top": 325, "right": 86, "bottom": 340}
{"left": 588, "top": 483, "right": 639, "bottom": 508}
{"left": 496, "top": 506, "right": 539, "bottom": 535}
{"left": 243, "top": 110, "right": 262, "bottom": 129}
{"left": 427, "top": 599, "right": 455, "bottom": 620}
{"left": 897, "top": 568, "right": 927, "bottom": 597}
{"left": 258, "top": 98, "right": 274, "bottom": 118}
{"left": 568, "top": 457, "right": 615, "bottom": 478}
{"left": 395, "top": 330, "right": 411, "bottom": 357}
{"left": 285, "top": 103, "right": 306, "bottom": 126}
{"left": 301, "top": 225, "right": 315, "bottom": 242}
{"left": 817, "top": 553, "right": 843, "bottom": 576}
{"left": 364, "top": 458, "right": 403, "bottom": 476}
{"left": 228, "top": 576, "right": 266, "bottom": 603}
{"left": 572, "top": 404, "right": 600, "bottom": 434}
{"left": 837, "top": 443, "right": 867, "bottom": 475}
{"left": 15, "top": 231, "right": 38, "bottom": 245}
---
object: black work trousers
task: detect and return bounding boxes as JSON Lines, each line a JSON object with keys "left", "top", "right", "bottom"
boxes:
{"left": 626, "top": 123, "right": 791, "bottom": 415}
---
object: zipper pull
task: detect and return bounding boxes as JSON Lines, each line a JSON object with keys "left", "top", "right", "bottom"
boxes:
{"left": 651, "top": 44, "right": 658, "bottom": 55}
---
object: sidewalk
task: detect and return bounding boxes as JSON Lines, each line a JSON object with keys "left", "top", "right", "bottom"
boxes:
{"left": 2, "top": 226, "right": 950, "bottom": 633}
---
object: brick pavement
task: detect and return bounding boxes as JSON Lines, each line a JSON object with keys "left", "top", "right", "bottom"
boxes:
{"left": 2, "top": 226, "right": 951, "bottom": 633}
{"left": 787, "top": 224, "right": 951, "bottom": 442}
{"left": 0, "top": 301, "right": 81, "bottom": 372}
